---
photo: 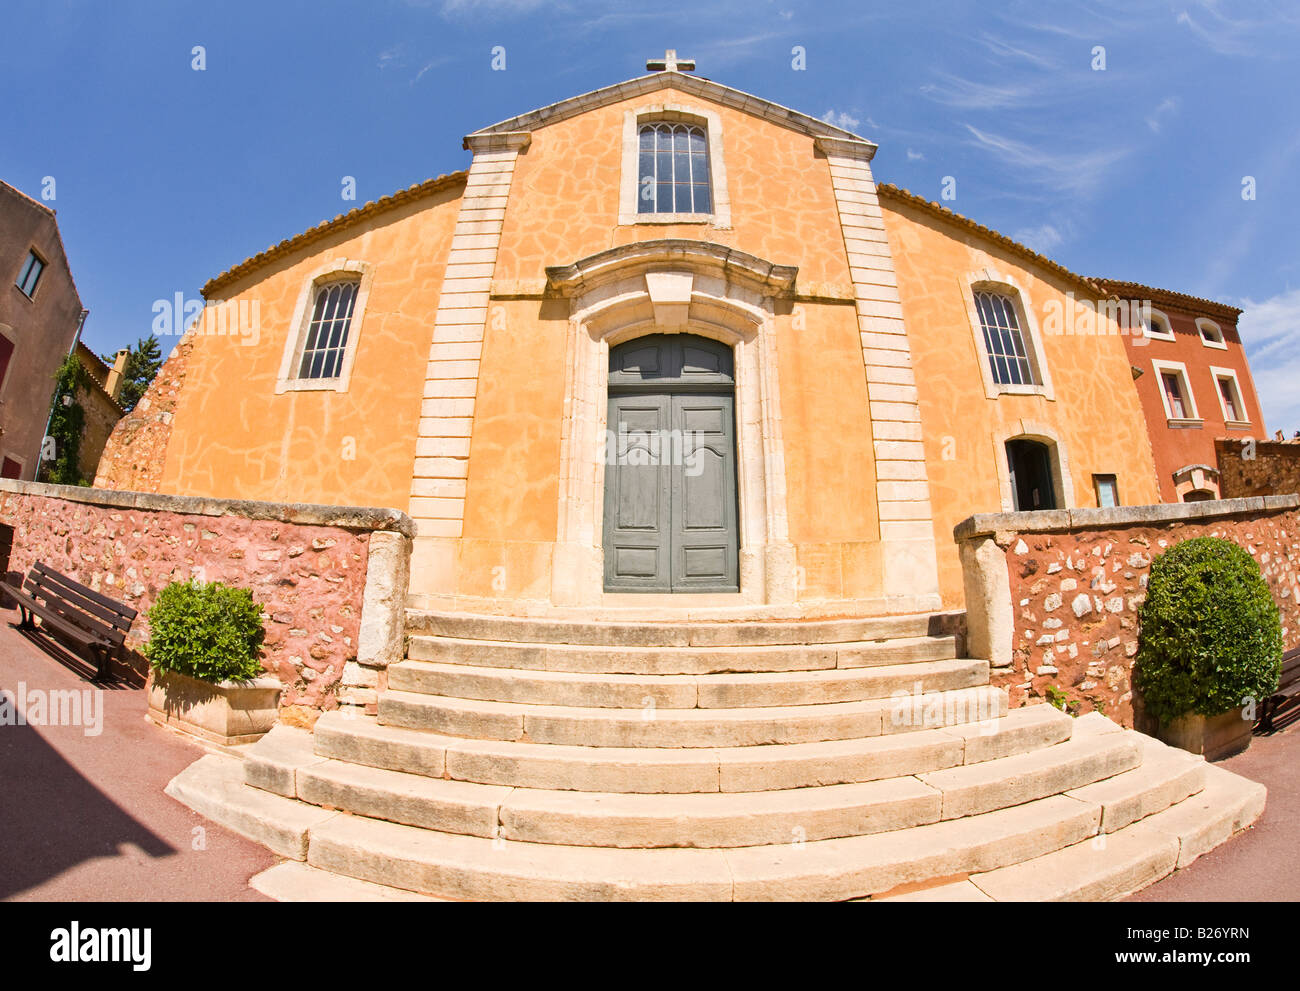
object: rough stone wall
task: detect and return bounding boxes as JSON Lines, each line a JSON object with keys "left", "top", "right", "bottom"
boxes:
{"left": 75, "top": 381, "right": 123, "bottom": 483}
{"left": 1218, "top": 439, "right": 1300, "bottom": 498}
{"left": 990, "top": 508, "right": 1299, "bottom": 726}
{"left": 92, "top": 336, "right": 193, "bottom": 492}
{"left": 0, "top": 485, "right": 370, "bottom": 712}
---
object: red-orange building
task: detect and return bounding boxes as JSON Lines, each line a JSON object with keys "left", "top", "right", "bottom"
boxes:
{"left": 1098, "top": 279, "right": 1266, "bottom": 503}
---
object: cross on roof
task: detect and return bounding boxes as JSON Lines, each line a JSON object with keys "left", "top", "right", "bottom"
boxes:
{"left": 647, "top": 49, "right": 695, "bottom": 73}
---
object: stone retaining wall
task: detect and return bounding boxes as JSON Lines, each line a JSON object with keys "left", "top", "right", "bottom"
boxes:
{"left": 955, "top": 496, "right": 1300, "bottom": 727}
{"left": 1217, "top": 438, "right": 1300, "bottom": 499}
{"left": 0, "top": 479, "right": 412, "bottom": 723}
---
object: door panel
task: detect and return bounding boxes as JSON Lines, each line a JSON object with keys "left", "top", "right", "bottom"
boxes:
{"left": 604, "top": 394, "right": 672, "bottom": 591}
{"left": 604, "top": 335, "right": 739, "bottom": 593}
{"left": 671, "top": 393, "right": 738, "bottom": 591}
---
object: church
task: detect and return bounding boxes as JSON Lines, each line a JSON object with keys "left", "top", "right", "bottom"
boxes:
{"left": 97, "top": 50, "right": 1221, "bottom": 623}
{"left": 102, "top": 52, "right": 1276, "bottom": 900}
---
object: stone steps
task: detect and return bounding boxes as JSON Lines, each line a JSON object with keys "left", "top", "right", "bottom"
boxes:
{"left": 308, "top": 703, "right": 1071, "bottom": 793}
{"left": 405, "top": 634, "right": 960, "bottom": 675}
{"left": 375, "top": 685, "right": 1008, "bottom": 748}
{"left": 405, "top": 609, "right": 964, "bottom": 647}
{"left": 249, "top": 861, "right": 447, "bottom": 902}
{"left": 387, "top": 657, "right": 988, "bottom": 708}
{"left": 301, "top": 790, "right": 1103, "bottom": 901}
{"left": 271, "top": 727, "right": 1140, "bottom": 850}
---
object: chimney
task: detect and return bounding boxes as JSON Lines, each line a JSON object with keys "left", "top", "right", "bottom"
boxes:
{"left": 106, "top": 349, "right": 129, "bottom": 402}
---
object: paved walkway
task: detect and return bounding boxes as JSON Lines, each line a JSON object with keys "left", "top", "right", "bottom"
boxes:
{"left": 0, "top": 607, "right": 274, "bottom": 901}
{"left": 1128, "top": 715, "right": 1300, "bottom": 901}
{"left": 1, "top": 603, "right": 1295, "bottom": 901}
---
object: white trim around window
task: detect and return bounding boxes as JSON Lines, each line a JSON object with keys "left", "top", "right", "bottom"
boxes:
{"left": 1143, "top": 308, "right": 1176, "bottom": 342}
{"left": 1196, "top": 317, "right": 1228, "bottom": 350}
{"left": 275, "top": 258, "right": 374, "bottom": 394}
{"left": 961, "top": 269, "right": 1055, "bottom": 401}
{"left": 618, "top": 103, "right": 731, "bottom": 228}
{"left": 1209, "top": 365, "right": 1251, "bottom": 427}
{"left": 1152, "top": 358, "right": 1201, "bottom": 425}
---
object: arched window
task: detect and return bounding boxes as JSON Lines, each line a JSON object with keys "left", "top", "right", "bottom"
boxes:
{"left": 637, "top": 123, "right": 712, "bottom": 215}
{"left": 276, "top": 259, "right": 373, "bottom": 394}
{"left": 297, "top": 279, "right": 359, "bottom": 380}
{"left": 973, "top": 289, "right": 1039, "bottom": 387}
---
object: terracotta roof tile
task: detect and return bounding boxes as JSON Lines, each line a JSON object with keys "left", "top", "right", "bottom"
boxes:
{"left": 201, "top": 171, "right": 468, "bottom": 298}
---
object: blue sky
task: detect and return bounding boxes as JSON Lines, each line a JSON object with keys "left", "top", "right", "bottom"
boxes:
{"left": 3, "top": 0, "right": 1298, "bottom": 430}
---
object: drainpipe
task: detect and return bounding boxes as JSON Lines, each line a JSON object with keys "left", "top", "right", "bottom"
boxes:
{"left": 33, "top": 307, "right": 89, "bottom": 482}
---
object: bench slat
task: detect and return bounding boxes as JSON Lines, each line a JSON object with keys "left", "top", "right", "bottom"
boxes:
{"left": 20, "top": 575, "right": 124, "bottom": 642}
{"left": 27, "top": 568, "right": 134, "bottom": 632}
{"left": 31, "top": 562, "right": 136, "bottom": 626}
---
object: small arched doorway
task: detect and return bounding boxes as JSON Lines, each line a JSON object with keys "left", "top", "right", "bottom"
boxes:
{"left": 603, "top": 333, "right": 739, "bottom": 592}
{"left": 1005, "top": 438, "right": 1058, "bottom": 511}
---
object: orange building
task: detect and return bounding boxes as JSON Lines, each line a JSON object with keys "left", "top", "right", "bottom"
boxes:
{"left": 1095, "top": 279, "right": 1266, "bottom": 502}
{"left": 95, "top": 56, "right": 1256, "bottom": 616}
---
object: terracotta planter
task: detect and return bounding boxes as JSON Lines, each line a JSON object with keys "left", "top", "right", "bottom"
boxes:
{"left": 1153, "top": 705, "right": 1253, "bottom": 761}
{"left": 147, "top": 669, "right": 282, "bottom": 746}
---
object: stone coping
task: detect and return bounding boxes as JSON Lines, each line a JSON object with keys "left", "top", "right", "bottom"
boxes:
{"left": 0, "top": 479, "right": 416, "bottom": 538}
{"left": 953, "top": 494, "right": 1300, "bottom": 543}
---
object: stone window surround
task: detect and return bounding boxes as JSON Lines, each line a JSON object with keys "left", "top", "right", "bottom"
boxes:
{"left": 617, "top": 102, "right": 732, "bottom": 228}
{"left": 1197, "top": 317, "right": 1228, "bottom": 350}
{"left": 961, "top": 269, "right": 1055, "bottom": 402}
{"left": 547, "top": 243, "right": 795, "bottom": 608}
{"left": 1151, "top": 358, "right": 1201, "bottom": 426}
{"left": 1143, "top": 308, "right": 1175, "bottom": 342}
{"left": 1210, "top": 365, "right": 1251, "bottom": 427}
{"left": 992, "top": 419, "right": 1076, "bottom": 513}
{"left": 275, "top": 258, "right": 375, "bottom": 394}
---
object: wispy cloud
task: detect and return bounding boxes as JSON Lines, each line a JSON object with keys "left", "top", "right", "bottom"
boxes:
{"left": 976, "top": 32, "right": 1057, "bottom": 70}
{"left": 1145, "top": 97, "right": 1179, "bottom": 133}
{"left": 1239, "top": 286, "right": 1300, "bottom": 432}
{"left": 1011, "top": 223, "right": 1064, "bottom": 254}
{"left": 1175, "top": 8, "right": 1262, "bottom": 57}
{"left": 821, "top": 108, "right": 860, "bottom": 130}
{"left": 920, "top": 73, "right": 1040, "bottom": 110}
{"left": 962, "top": 124, "right": 1130, "bottom": 197}
{"left": 906, "top": 148, "right": 925, "bottom": 161}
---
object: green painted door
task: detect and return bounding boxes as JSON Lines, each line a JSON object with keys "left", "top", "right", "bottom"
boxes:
{"left": 604, "top": 335, "right": 739, "bottom": 593}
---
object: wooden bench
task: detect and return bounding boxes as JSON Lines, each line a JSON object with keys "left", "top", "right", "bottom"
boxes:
{"left": 0, "top": 561, "right": 136, "bottom": 679}
{"left": 1258, "top": 646, "right": 1300, "bottom": 733}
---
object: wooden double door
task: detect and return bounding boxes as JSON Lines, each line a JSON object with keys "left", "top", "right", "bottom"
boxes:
{"left": 603, "top": 334, "right": 739, "bottom": 593}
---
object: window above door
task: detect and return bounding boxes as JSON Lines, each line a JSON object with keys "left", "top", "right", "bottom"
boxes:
{"left": 962, "top": 272, "right": 1055, "bottom": 401}
{"left": 618, "top": 104, "right": 731, "bottom": 228}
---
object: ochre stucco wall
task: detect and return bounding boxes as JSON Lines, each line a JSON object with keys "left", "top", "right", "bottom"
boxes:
{"left": 155, "top": 184, "right": 464, "bottom": 512}
{"left": 493, "top": 82, "right": 853, "bottom": 290}
{"left": 883, "top": 198, "right": 1162, "bottom": 607}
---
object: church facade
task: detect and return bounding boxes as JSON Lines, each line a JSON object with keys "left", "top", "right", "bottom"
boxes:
{"left": 99, "top": 56, "right": 1245, "bottom": 619}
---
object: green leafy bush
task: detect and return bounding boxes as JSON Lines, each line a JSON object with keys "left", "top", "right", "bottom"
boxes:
{"left": 1134, "top": 536, "right": 1282, "bottom": 724}
{"left": 145, "top": 580, "right": 266, "bottom": 683}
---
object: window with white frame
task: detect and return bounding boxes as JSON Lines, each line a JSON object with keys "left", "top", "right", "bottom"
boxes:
{"left": 297, "top": 280, "right": 359, "bottom": 380}
{"left": 637, "top": 122, "right": 712, "bottom": 215}
{"left": 1153, "top": 360, "right": 1200, "bottom": 423}
{"left": 618, "top": 105, "right": 730, "bottom": 227}
{"left": 15, "top": 250, "right": 44, "bottom": 298}
{"left": 973, "top": 289, "right": 1039, "bottom": 387}
{"left": 276, "top": 259, "right": 373, "bottom": 394}
{"left": 1197, "top": 318, "right": 1228, "bottom": 349}
{"left": 1142, "top": 308, "right": 1175, "bottom": 341}
{"left": 1210, "top": 367, "right": 1249, "bottom": 425}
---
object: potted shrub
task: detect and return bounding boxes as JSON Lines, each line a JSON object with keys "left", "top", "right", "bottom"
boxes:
{"left": 1133, "top": 536, "right": 1282, "bottom": 760}
{"left": 144, "top": 579, "right": 281, "bottom": 745}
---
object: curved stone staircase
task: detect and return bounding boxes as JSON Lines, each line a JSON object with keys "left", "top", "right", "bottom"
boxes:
{"left": 167, "top": 610, "right": 1266, "bottom": 901}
